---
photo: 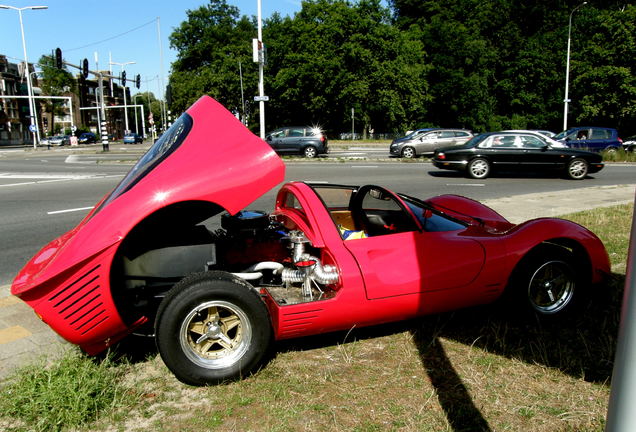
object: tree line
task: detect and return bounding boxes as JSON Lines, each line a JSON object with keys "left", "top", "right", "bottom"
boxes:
{"left": 167, "top": 0, "right": 636, "bottom": 137}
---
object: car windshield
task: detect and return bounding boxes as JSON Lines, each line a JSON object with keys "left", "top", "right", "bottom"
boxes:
{"left": 465, "top": 134, "right": 489, "bottom": 147}
{"left": 553, "top": 130, "right": 574, "bottom": 140}
{"left": 92, "top": 113, "right": 193, "bottom": 215}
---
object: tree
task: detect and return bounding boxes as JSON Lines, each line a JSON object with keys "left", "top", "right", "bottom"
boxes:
{"left": 571, "top": 6, "right": 636, "bottom": 135}
{"left": 264, "top": 0, "right": 430, "bottom": 134}
{"left": 37, "top": 53, "right": 75, "bottom": 135}
{"left": 168, "top": 0, "right": 257, "bottom": 118}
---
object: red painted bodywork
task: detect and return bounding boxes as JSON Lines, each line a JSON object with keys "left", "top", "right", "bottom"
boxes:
{"left": 12, "top": 96, "right": 611, "bottom": 354}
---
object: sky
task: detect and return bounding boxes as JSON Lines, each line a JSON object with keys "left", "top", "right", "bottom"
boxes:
{"left": 0, "top": 0, "right": 303, "bottom": 98}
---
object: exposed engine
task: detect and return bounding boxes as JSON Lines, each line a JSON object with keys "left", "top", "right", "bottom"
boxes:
{"left": 120, "top": 210, "right": 340, "bottom": 313}
{"left": 219, "top": 211, "right": 339, "bottom": 304}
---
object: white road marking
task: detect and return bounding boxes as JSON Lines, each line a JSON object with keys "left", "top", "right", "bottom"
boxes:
{"left": 0, "top": 173, "right": 123, "bottom": 188}
{"left": 446, "top": 183, "right": 485, "bottom": 187}
{"left": 47, "top": 206, "right": 94, "bottom": 215}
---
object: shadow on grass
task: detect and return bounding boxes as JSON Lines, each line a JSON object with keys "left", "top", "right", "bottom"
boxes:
{"left": 279, "top": 273, "right": 623, "bottom": 386}
{"left": 276, "top": 274, "right": 623, "bottom": 431}
{"left": 415, "top": 273, "right": 624, "bottom": 385}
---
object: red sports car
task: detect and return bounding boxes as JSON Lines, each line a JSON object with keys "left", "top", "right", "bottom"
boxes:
{"left": 12, "top": 96, "right": 610, "bottom": 385}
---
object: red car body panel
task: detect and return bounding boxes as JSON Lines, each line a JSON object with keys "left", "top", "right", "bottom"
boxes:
{"left": 11, "top": 96, "right": 611, "bottom": 356}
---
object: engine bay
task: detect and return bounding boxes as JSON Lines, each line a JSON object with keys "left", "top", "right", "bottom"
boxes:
{"left": 114, "top": 208, "right": 340, "bottom": 329}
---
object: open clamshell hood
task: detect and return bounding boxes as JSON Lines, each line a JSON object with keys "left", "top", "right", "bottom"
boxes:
{"left": 13, "top": 96, "right": 286, "bottom": 296}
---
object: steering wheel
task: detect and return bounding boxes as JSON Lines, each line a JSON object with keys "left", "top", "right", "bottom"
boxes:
{"left": 349, "top": 185, "right": 382, "bottom": 236}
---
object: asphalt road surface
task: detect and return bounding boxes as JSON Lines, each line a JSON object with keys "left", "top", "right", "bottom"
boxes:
{"left": 1, "top": 149, "right": 635, "bottom": 286}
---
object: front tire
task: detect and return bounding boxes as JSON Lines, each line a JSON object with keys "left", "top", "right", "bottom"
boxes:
{"left": 467, "top": 158, "right": 490, "bottom": 179}
{"left": 155, "top": 271, "right": 272, "bottom": 385}
{"left": 566, "top": 158, "right": 588, "bottom": 180}
{"left": 401, "top": 146, "right": 416, "bottom": 159}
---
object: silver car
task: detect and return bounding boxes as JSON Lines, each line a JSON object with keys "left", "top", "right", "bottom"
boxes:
{"left": 48, "top": 135, "right": 70, "bottom": 146}
{"left": 390, "top": 128, "right": 473, "bottom": 158}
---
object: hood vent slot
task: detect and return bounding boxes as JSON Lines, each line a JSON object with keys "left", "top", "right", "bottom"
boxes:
{"left": 48, "top": 265, "right": 109, "bottom": 335}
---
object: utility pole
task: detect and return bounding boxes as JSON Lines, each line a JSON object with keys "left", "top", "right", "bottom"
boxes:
{"left": 257, "top": 0, "right": 266, "bottom": 138}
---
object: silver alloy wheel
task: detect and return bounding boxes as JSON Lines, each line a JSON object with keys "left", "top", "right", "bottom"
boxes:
{"left": 401, "top": 146, "right": 416, "bottom": 158}
{"left": 468, "top": 158, "right": 489, "bottom": 179}
{"left": 304, "top": 146, "right": 317, "bottom": 158}
{"left": 567, "top": 159, "right": 588, "bottom": 179}
{"left": 179, "top": 300, "right": 252, "bottom": 369}
{"left": 527, "top": 260, "right": 575, "bottom": 314}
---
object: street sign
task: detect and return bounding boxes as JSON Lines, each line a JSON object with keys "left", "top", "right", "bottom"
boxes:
{"left": 71, "top": 125, "right": 77, "bottom": 132}
{"left": 29, "top": 124, "right": 36, "bottom": 133}
{"left": 254, "top": 96, "right": 269, "bottom": 102}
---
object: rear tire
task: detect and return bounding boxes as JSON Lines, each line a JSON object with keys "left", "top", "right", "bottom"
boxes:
{"left": 467, "top": 158, "right": 490, "bottom": 179}
{"left": 155, "top": 271, "right": 272, "bottom": 385}
{"left": 508, "top": 245, "right": 581, "bottom": 317}
{"left": 303, "top": 146, "right": 318, "bottom": 158}
{"left": 566, "top": 158, "right": 588, "bottom": 180}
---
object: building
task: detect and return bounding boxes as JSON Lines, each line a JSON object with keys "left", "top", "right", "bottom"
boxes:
{"left": 1, "top": 52, "right": 139, "bottom": 145}
{"left": 0, "top": 54, "right": 41, "bottom": 146}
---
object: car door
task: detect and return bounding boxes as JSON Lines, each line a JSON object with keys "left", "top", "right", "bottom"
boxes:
{"left": 343, "top": 186, "right": 484, "bottom": 300}
{"left": 280, "top": 127, "right": 305, "bottom": 153}
{"left": 428, "top": 130, "right": 457, "bottom": 152}
{"left": 267, "top": 128, "right": 287, "bottom": 152}
{"left": 414, "top": 131, "right": 440, "bottom": 153}
{"left": 516, "top": 134, "right": 565, "bottom": 169}
{"left": 478, "top": 134, "right": 521, "bottom": 168}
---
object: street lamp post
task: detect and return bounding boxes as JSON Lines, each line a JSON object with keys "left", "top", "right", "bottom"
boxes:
{"left": 109, "top": 60, "right": 135, "bottom": 135}
{"left": 0, "top": 4, "right": 48, "bottom": 149}
{"left": 563, "top": 1, "right": 587, "bottom": 132}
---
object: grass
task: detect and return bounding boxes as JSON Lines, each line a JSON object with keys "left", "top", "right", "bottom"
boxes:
{"left": 0, "top": 350, "right": 139, "bottom": 432}
{"left": 600, "top": 148, "right": 636, "bottom": 163}
{"left": 0, "top": 203, "right": 632, "bottom": 431}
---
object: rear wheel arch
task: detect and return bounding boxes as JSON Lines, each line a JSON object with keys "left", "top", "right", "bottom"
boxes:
{"left": 110, "top": 200, "right": 227, "bottom": 327}
{"left": 505, "top": 239, "right": 591, "bottom": 316}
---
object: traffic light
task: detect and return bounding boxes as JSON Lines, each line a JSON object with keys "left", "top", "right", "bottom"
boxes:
{"left": 82, "top": 58, "right": 89, "bottom": 78}
{"left": 55, "top": 48, "right": 62, "bottom": 69}
{"left": 136, "top": 74, "right": 141, "bottom": 89}
{"left": 121, "top": 70, "right": 126, "bottom": 87}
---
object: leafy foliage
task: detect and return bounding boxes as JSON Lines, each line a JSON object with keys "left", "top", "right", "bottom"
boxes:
{"left": 167, "top": 0, "right": 636, "bottom": 136}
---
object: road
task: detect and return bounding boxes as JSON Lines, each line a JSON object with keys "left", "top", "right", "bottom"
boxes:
{"left": 1, "top": 146, "right": 635, "bottom": 286}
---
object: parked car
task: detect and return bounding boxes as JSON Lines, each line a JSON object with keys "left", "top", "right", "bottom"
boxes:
{"left": 265, "top": 126, "right": 328, "bottom": 158}
{"left": 48, "top": 135, "right": 70, "bottom": 146}
{"left": 554, "top": 127, "right": 622, "bottom": 152}
{"left": 622, "top": 135, "right": 636, "bottom": 152}
{"left": 39, "top": 137, "right": 51, "bottom": 146}
{"left": 432, "top": 131, "right": 604, "bottom": 180}
{"left": 78, "top": 132, "right": 97, "bottom": 144}
{"left": 12, "top": 96, "right": 610, "bottom": 386}
{"left": 390, "top": 128, "right": 473, "bottom": 158}
{"left": 124, "top": 133, "right": 144, "bottom": 144}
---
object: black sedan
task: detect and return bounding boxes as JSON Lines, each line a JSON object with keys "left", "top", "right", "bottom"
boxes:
{"left": 432, "top": 131, "right": 604, "bottom": 180}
